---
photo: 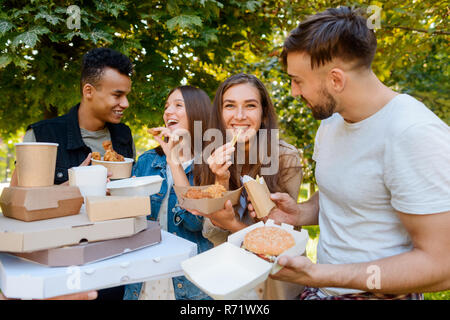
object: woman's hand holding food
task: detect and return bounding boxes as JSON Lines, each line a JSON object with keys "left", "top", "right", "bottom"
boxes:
{"left": 188, "top": 200, "right": 247, "bottom": 233}
{"left": 149, "top": 127, "right": 190, "bottom": 186}
{"left": 150, "top": 127, "right": 189, "bottom": 165}
{"left": 207, "top": 142, "right": 235, "bottom": 189}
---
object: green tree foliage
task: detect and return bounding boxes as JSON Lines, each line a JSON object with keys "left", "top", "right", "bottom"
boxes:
{"left": 0, "top": 0, "right": 448, "bottom": 185}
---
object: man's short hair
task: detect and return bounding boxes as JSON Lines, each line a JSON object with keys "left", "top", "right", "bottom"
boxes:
{"left": 80, "top": 47, "right": 133, "bottom": 92}
{"left": 281, "top": 7, "right": 377, "bottom": 69}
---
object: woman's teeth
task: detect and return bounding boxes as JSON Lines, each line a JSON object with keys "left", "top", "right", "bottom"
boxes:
{"left": 167, "top": 119, "right": 178, "bottom": 126}
{"left": 233, "top": 125, "right": 248, "bottom": 131}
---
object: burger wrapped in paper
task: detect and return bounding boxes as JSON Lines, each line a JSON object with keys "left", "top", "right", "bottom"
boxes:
{"left": 241, "top": 226, "right": 295, "bottom": 263}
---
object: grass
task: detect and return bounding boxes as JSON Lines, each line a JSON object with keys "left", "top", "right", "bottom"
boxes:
{"left": 299, "top": 185, "right": 449, "bottom": 300}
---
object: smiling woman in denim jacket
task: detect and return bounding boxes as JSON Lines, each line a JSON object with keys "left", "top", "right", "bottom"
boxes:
{"left": 123, "top": 86, "right": 213, "bottom": 300}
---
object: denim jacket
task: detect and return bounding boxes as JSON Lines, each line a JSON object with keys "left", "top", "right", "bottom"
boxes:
{"left": 123, "top": 149, "right": 213, "bottom": 300}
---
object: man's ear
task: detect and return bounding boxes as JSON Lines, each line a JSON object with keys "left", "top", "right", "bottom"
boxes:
{"left": 82, "top": 83, "right": 95, "bottom": 99}
{"left": 328, "top": 68, "right": 346, "bottom": 93}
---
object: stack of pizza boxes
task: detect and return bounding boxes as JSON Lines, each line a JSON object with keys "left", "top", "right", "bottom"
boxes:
{"left": 0, "top": 142, "right": 169, "bottom": 299}
{"left": 180, "top": 175, "right": 309, "bottom": 300}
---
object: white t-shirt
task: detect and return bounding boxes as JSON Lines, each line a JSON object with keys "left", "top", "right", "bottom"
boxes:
{"left": 312, "top": 94, "right": 450, "bottom": 296}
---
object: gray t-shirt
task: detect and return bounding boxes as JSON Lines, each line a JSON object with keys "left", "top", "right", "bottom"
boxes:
{"left": 24, "top": 128, "right": 136, "bottom": 158}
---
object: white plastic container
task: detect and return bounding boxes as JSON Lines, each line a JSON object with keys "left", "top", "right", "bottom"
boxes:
{"left": 68, "top": 165, "right": 108, "bottom": 198}
{"left": 182, "top": 219, "right": 309, "bottom": 300}
{"left": 107, "top": 176, "right": 164, "bottom": 197}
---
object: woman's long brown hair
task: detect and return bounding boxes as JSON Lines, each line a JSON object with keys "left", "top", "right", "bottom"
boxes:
{"left": 197, "top": 73, "right": 282, "bottom": 192}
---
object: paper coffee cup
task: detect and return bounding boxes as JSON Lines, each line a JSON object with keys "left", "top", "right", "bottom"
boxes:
{"left": 68, "top": 165, "right": 108, "bottom": 198}
{"left": 15, "top": 142, "right": 59, "bottom": 187}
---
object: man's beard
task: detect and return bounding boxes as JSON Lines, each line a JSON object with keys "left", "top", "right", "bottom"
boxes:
{"left": 307, "top": 88, "right": 337, "bottom": 120}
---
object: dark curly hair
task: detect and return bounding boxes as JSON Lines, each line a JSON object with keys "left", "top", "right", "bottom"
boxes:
{"left": 80, "top": 47, "right": 133, "bottom": 93}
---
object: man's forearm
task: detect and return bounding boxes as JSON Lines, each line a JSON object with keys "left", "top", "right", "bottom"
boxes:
{"left": 313, "top": 247, "right": 450, "bottom": 294}
{"left": 297, "top": 191, "right": 320, "bottom": 226}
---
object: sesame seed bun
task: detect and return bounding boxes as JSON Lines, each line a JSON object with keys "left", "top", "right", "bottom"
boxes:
{"left": 243, "top": 226, "right": 295, "bottom": 257}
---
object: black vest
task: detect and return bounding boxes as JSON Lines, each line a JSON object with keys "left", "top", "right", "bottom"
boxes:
{"left": 28, "top": 104, "right": 134, "bottom": 184}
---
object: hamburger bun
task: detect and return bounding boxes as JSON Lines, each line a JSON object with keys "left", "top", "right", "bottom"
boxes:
{"left": 243, "top": 226, "right": 295, "bottom": 258}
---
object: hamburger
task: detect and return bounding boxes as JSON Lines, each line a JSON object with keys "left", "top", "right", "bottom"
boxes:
{"left": 242, "top": 226, "right": 295, "bottom": 262}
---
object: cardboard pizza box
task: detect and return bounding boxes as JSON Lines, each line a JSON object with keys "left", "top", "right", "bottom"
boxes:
{"left": 0, "top": 230, "right": 197, "bottom": 299}
{"left": 11, "top": 221, "right": 161, "bottom": 267}
{"left": 0, "top": 206, "right": 147, "bottom": 253}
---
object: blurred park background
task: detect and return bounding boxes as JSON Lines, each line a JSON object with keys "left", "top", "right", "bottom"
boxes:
{"left": 0, "top": 0, "right": 448, "bottom": 299}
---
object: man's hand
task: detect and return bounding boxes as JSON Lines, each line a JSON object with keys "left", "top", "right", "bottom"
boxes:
{"left": 270, "top": 255, "right": 317, "bottom": 286}
{"left": 59, "top": 153, "right": 94, "bottom": 186}
{"left": 188, "top": 200, "right": 247, "bottom": 233}
{"left": 80, "top": 153, "right": 92, "bottom": 166}
{"left": 1, "top": 290, "right": 98, "bottom": 300}
{"left": 249, "top": 192, "right": 301, "bottom": 226}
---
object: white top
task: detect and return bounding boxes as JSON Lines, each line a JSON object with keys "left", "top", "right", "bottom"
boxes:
{"left": 313, "top": 94, "right": 450, "bottom": 296}
{"left": 157, "top": 159, "right": 194, "bottom": 231}
{"left": 140, "top": 158, "right": 193, "bottom": 300}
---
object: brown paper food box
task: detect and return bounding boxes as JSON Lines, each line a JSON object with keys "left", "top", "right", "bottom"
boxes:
{"left": 243, "top": 177, "right": 276, "bottom": 219}
{"left": 173, "top": 185, "right": 243, "bottom": 215}
{"left": 0, "top": 186, "right": 83, "bottom": 222}
{"left": 0, "top": 208, "right": 148, "bottom": 253}
{"left": 85, "top": 196, "right": 150, "bottom": 222}
{"left": 12, "top": 221, "right": 161, "bottom": 266}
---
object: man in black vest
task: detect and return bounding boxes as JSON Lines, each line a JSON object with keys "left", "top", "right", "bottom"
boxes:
{"left": 9, "top": 48, "right": 135, "bottom": 300}
{"left": 11, "top": 47, "right": 135, "bottom": 186}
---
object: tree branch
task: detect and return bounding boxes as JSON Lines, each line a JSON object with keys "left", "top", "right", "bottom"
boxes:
{"left": 384, "top": 25, "right": 450, "bottom": 36}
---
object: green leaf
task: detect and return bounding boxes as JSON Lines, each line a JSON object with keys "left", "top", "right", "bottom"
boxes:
{"left": 11, "top": 55, "right": 29, "bottom": 68}
{"left": 35, "top": 12, "right": 63, "bottom": 25}
{"left": 12, "top": 31, "right": 39, "bottom": 47}
{"left": 0, "top": 20, "right": 14, "bottom": 35}
{"left": 65, "top": 31, "right": 90, "bottom": 41}
{"left": 30, "top": 26, "right": 50, "bottom": 35}
{"left": 166, "top": 15, "right": 203, "bottom": 31}
{"left": 245, "top": 0, "right": 262, "bottom": 12}
{"left": 89, "top": 29, "right": 113, "bottom": 44}
{"left": 0, "top": 54, "right": 12, "bottom": 68}
{"left": 95, "top": 1, "right": 127, "bottom": 17}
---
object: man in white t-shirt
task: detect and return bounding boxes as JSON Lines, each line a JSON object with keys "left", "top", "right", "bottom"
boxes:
{"left": 249, "top": 7, "right": 449, "bottom": 299}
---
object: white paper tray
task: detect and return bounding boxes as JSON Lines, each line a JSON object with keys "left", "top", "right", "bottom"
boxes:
{"left": 0, "top": 231, "right": 197, "bottom": 299}
{"left": 182, "top": 242, "right": 272, "bottom": 300}
{"left": 182, "top": 219, "right": 309, "bottom": 300}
